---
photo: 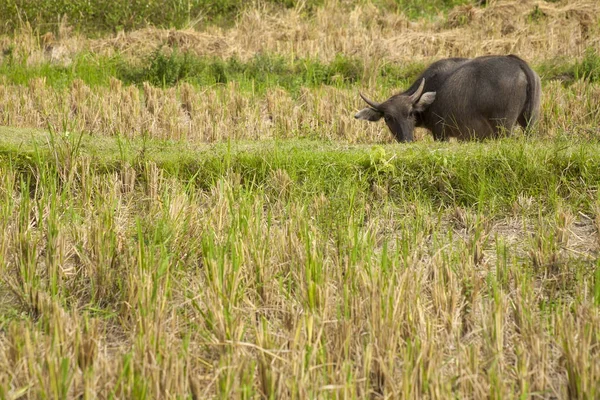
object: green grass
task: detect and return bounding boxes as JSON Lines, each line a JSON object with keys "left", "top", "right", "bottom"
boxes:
{"left": 376, "top": 0, "right": 471, "bottom": 19}
{"left": 0, "top": 0, "right": 324, "bottom": 34}
{"left": 2, "top": 127, "right": 599, "bottom": 214}
{"left": 0, "top": 0, "right": 468, "bottom": 34}
{"left": 118, "top": 50, "right": 375, "bottom": 90}
{"left": 0, "top": 52, "right": 121, "bottom": 88}
{"left": 536, "top": 48, "right": 600, "bottom": 84}
{"left": 3, "top": 48, "right": 600, "bottom": 95}
{"left": 0, "top": 50, "right": 423, "bottom": 92}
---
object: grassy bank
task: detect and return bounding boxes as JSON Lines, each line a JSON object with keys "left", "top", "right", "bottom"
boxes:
{"left": 1, "top": 127, "right": 600, "bottom": 213}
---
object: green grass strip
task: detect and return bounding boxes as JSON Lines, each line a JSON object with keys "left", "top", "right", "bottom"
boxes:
{"left": 2, "top": 49, "right": 599, "bottom": 93}
{"left": 1, "top": 127, "right": 599, "bottom": 214}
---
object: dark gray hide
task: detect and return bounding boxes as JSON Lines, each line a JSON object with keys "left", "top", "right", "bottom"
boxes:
{"left": 355, "top": 55, "right": 541, "bottom": 142}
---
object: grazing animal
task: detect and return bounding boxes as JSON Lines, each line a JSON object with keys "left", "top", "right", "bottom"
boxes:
{"left": 355, "top": 55, "right": 541, "bottom": 142}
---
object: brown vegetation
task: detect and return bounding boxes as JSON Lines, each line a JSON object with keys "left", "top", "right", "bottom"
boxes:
{"left": 0, "top": 77, "right": 599, "bottom": 142}
{"left": 1, "top": 1, "right": 599, "bottom": 67}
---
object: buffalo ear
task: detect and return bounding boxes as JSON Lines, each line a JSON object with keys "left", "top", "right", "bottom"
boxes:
{"left": 413, "top": 91, "right": 436, "bottom": 112}
{"left": 354, "top": 107, "right": 384, "bottom": 122}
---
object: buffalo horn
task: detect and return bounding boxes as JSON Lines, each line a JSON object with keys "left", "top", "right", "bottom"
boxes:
{"left": 409, "top": 79, "right": 426, "bottom": 103}
{"left": 359, "top": 93, "right": 381, "bottom": 110}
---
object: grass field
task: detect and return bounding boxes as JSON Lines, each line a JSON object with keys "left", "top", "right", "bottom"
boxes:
{"left": 1, "top": 0, "right": 600, "bottom": 399}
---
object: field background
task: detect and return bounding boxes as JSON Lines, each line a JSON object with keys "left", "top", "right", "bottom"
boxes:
{"left": 1, "top": 0, "right": 600, "bottom": 398}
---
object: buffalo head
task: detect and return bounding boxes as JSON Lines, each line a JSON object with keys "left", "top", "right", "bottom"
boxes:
{"left": 354, "top": 79, "right": 436, "bottom": 142}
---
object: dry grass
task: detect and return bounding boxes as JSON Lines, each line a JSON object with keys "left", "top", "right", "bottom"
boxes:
{"left": 0, "top": 76, "right": 599, "bottom": 143}
{"left": 0, "top": 144, "right": 598, "bottom": 398}
{"left": 0, "top": 0, "right": 598, "bottom": 143}
{"left": 1, "top": 0, "right": 598, "bottom": 68}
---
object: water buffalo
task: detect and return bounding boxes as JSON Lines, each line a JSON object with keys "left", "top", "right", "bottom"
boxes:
{"left": 355, "top": 55, "right": 541, "bottom": 142}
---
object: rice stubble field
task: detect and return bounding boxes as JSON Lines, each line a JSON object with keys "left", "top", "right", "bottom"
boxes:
{"left": 0, "top": 0, "right": 600, "bottom": 398}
